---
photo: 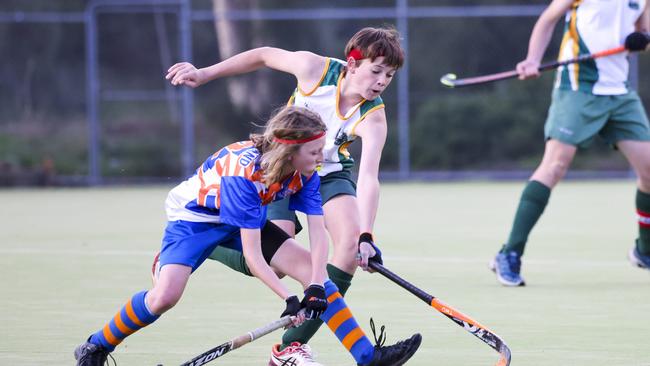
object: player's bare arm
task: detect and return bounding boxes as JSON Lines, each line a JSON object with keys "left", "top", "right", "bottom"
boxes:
{"left": 240, "top": 228, "right": 293, "bottom": 300}
{"left": 353, "top": 109, "right": 387, "bottom": 269}
{"left": 166, "top": 47, "right": 326, "bottom": 91}
{"left": 517, "top": 0, "right": 574, "bottom": 79}
{"left": 305, "top": 214, "right": 328, "bottom": 285}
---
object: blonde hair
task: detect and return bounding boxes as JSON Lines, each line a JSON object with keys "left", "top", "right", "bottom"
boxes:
{"left": 251, "top": 106, "right": 326, "bottom": 186}
{"left": 344, "top": 26, "right": 405, "bottom": 69}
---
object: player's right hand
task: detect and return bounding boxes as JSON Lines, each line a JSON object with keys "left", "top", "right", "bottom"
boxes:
{"left": 166, "top": 62, "right": 205, "bottom": 88}
{"left": 625, "top": 31, "right": 650, "bottom": 52}
{"left": 358, "top": 232, "right": 383, "bottom": 272}
{"left": 281, "top": 295, "right": 301, "bottom": 317}
{"left": 516, "top": 59, "right": 541, "bottom": 80}
{"left": 281, "top": 295, "right": 306, "bottom": 327}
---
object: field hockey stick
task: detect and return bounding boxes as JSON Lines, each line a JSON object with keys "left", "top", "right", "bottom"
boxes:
{"left": 440, "top": 45, "right": 627, "bottom": 88}
{"left": 169, "top": 311, "right": 303, "bottom": 366}
{"left": 368, "top": 261, "right": 512, "bottom": 366}
{"left": 441, "top": 32, "right": 650, "bottom": 88}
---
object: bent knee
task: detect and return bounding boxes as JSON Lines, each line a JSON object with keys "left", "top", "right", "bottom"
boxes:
{"left": 540, "top": 159, "right": 570, "bottom": 183}
{"left": 147, "top": 290, "right": 181, "bottom": 314}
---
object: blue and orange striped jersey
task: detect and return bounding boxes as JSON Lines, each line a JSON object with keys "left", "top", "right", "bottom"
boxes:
{"left": 165, "top": 141, "right": 323, "bottom": 228}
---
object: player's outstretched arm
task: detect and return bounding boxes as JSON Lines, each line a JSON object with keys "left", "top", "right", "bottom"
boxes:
{"left": 240, "top": 228, "right": 309, "bottom": 325}
{"left": 166, "top": 47, "right": 326, "bottom": 90}
{"left": 240, "top": 228, "right": 293, "bottom": 300}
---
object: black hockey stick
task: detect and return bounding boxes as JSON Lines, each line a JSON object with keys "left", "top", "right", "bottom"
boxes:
{"left": 159, "top": 312, "right": 300, "bottom": 366}
{"left": 369, "top": 261, "right": 512, "bottom": 366}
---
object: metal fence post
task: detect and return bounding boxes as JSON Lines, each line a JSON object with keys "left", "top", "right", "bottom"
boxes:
{"left": 396, "top": 0, "right": 410, "bottom": 179}
{"left": 180, "top": 0, "right": 194, "bottom": 178}
{"left": 85, "top": 5, "right": 101, "bottom": 185}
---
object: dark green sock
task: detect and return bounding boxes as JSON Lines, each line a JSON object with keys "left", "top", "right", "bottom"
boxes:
{"left": 636, "top": 189, "right": 650, "bottom": 255}
{"left": 502, "top": 180, "right": 551, "bottom": 256}
{"left": 208, "top": 245, "right": 253, "bottom": 276}
{"left": 324, "top": 263, "right": 353, "bottom": 295}
{"left": 280, "top": 264, "right": 353, "bottom": 349}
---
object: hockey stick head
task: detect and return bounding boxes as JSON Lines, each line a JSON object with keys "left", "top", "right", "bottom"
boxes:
{"left": 432, "top": 297, "right": 512, "bottom": 366}
{"left": 440, "top": 73, "right": 458, "bottom": 88}
{"left": 497, "top": 343, "right": 512, "bottom": 366}
{"left": 439, "top": 69, "right": 519, "bottom": 88}
{"left": 368, "top": 261, "right": 512, "bottom": 366}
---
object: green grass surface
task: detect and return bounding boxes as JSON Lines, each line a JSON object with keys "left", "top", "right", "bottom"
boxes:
{"left": 1, "top": 181, "right": 648, "bottom": 365}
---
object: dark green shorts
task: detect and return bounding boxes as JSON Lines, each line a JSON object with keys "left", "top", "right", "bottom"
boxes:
{"left": 545, "top": 89, "right": 650, "bottom": 148}
{"left": 266, "top": 170, "right": 356, "bottom": 221}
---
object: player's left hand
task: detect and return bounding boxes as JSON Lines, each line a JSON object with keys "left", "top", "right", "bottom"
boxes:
{"left": 300, "top": 284, "right": 328, "bottom": 320}
{"left": 357, "top": 232, "right": 383, "bottom": 272}
{"left": 625, "top": 31, "right": 650, "bottom": 52}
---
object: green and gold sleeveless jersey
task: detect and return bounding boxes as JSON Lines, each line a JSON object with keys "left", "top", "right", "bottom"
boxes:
{"left": 288, "top": 58, "right": 385, "bottom": 176}
{"left": 555, "top": 0, "right": 646, "bottom": 95}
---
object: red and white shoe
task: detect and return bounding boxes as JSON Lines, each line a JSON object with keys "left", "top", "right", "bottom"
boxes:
{"left": 151, "top": 251, "right": 161, "bottom": 286}
{"left": 268, "top": 342, "right": 324, "bottom": 366}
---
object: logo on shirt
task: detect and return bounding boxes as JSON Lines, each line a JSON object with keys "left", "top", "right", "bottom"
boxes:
{"left": 238, "top": 149, "right": 257, "bottom": 167}
{"left": 334, "top": 128, "right": 348, "bottom": 146}
{"left": 629, "top": 1, "right": 640, "bottom": 9}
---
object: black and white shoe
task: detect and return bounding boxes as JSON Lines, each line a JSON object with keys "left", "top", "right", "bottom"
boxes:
{"left": 74, "top": 340, "right": 111, "bottom": 366}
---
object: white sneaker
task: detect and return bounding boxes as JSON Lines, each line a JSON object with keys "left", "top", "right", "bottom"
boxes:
{"left": 268, "top": 342, "right": 324, "bottom": 366}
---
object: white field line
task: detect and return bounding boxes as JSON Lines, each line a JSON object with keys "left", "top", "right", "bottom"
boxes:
{"left": 386, "top": 255, "right": 629, "bottom": 268}
{"left": 0, "top": 248, "right": 155, "bottom": 256}
{"left": 0, "top": 248, "right": 629, "bottom": 267}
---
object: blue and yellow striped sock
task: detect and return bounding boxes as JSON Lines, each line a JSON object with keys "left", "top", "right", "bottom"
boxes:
{"left": 88, "top": 291, "right": 159, "bottom": 351}
{"left": 321, "top": 280, "right": 374, "bottom": 365}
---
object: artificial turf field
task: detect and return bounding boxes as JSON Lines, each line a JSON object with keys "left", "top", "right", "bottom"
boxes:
{"left": 1, "top": 181, "right": 649, "bottom": 366}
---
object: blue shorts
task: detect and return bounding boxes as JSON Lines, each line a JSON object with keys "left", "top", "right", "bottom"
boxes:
{"left": 159, "top": 220, "right": 242, "bottom": 272}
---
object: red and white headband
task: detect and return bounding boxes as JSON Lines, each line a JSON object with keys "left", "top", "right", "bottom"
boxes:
{"left": 273, "top": 131, "right": 326, "bottom": 145}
